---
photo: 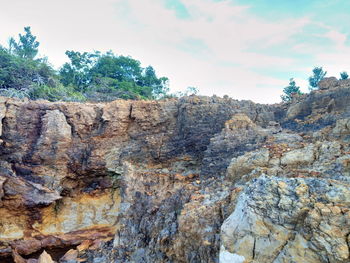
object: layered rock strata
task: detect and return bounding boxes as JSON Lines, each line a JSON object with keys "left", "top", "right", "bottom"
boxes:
{"left": 0, "top": 77, "right": 349, "bottom": 263}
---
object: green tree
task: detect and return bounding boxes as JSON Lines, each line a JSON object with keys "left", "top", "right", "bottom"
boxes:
{"left": 308, "top": 67, "right": 327, "bottom": 90}
{"left": 140, "top": 66, "right": 169, "bottom": 98}
{"left": 0, "top": 45, "right": 56, "bottom": 91}
{"left": 185, "top": 86, "right": 199, "bottom": 95}
{"left": 0, "top": 27, "right": 61, "bottom": 100}
{"left": 60, "top": 51, "right": 169, "bottom": 100}
{"left": 281, "top": 78, "right": 302, "bottom": 102}
{"left": 1, "top": 28, "right": 170, "bottom": 102}
{"left": 9, "top": 27, "right": 39, "bottom": 59}
{"left": 30, "top": 84, "right": 86, "bottom": 102}
{"left": 59, "top": 50, "right": 99, "bottom": 91}
{"left": 340, "top": 71, "right": 348, "bottom": 80}
{"left": 165, "top": 86, "right": 199, "bottom": 98}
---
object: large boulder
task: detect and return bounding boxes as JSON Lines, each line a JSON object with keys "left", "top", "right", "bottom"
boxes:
{"left": 220, "top": 176, "right": 350, "bottom": 263}
{"left": 318, "top": 77, "right": 339, "bottom": 90}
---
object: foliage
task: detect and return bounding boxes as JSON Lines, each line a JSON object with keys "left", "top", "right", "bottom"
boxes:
{"left": 184, "top": 87, "right": 199, "bottom": 95}
{"left": 84, "top": 78, "right": 153, "bottom": 102}
{"left": 0, "top": 84, "right": 86, "bottom": 102}
{"left": 0, "top": 27, "right": 171, "bottom": 102}
{"left": 60, "top": 51, "right": 169, "bottom": 100}
{"left": 140, "top": 66, "right": 169, "bottom": 98}
{"left": 340, "top": 71, "right": 349, "bottom": 80}
{"left": 166, "top": 86, "right": 199, "bottom": 98}
{"left": 308, "top": 67, "right": 327, "bottom": 90}
{"left": 0, "top": 87, "right": 32, "bottom": 99}
{"left": 0, "top": 46, "right": 57, "bottom": 90}
{"left": 30, "top": 84, "right": 86, "bottom": 102}
{"left": 281, "top": 78, "right": 302, "bottom": 102}
{"left": 59, "top": 50, "right": 99, "bottom": 91}
{"left": 9, "top": 27, "right": 39, "bottom": 59}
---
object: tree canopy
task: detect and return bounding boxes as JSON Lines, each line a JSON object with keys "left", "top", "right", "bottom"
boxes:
{"left": 340, "top": 71, "right": 349, "bottom": 80}
{"left": 0, "top": 27, "right": 170, "bottom": 102}
{"left": 281, "top": 78, "right": 303, "bottom": 102}
{"left": 9, "top": 27, "right": 40, "bottom": 60}
{"left": 59, "top": 50, "right": 169, "bottom": 100}
{"left": 308, "top": 67, "right": 327, "bottom": 90}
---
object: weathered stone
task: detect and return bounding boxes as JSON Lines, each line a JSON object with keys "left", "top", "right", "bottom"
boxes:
{"left": 0, "top": 176, "right": 6, "bottom": 201}
{"left": 286, "top": 101, "right": 310, "bottom": 120}
{"left": 226, "top": 148, "right": 270, "bottom": 182}
{"left": 38, "top": 251, "right": 54, "bottom": 263}
{"left": 201, "top": 114, "right": 269, "bottom": 179}
{"left": 12, "top": 249, "right": 26, "bottom": 263}
{"left": 332, "top": 118, "right": 350, "bottom": 136}
{"left": 318, "top": 77, "right": 339, "bottom": 90}
{"left": 59, "top": 249, "right": 78, "bottom": 263}
{"left": 221, "top": 176, "right": 350, "bottom": 263}
{"left": 0, "top": 80, "right": 349, "bottom": 263}
{"left": 280, "top": 144, "right": 315, "bottom": 166}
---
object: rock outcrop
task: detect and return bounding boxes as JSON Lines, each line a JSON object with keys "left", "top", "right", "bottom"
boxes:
{"left": 0, "top": 78, "right": 349, "bottom": 263}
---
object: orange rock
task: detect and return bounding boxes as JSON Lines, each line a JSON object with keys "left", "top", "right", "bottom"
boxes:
{"left": 12, "top": 249, "right": 26, "bottom": 263}
{"left": 174, "top": 174, "right": 186, "bottom": 181}
{"left": 89, "top": 239, "right": 104, "bottom": 250}
{"left": 77, "top": 240, "right": 93, "bottom": 252}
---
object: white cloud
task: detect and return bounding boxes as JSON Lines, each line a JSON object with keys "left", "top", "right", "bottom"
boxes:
{"left": 323, "top": 30, "right": 347, "bottom": 48}
{"left": 1, "top": 0, "right": 348, "bottom": 103}
{"left": 301, "top": 27, "right": 350, "bottom": 79}
{"left": 293, "top": 77, "right": 309, "bottom": 93}
{"left": 109, "top": 0, "right": 310, "bottom": 102}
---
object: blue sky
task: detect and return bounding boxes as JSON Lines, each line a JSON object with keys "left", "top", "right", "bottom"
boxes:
{"left": 1, "top": 0, "right": 350, "bottom": 103}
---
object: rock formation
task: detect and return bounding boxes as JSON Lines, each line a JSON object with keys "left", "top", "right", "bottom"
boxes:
{"left": 0, "top": 77, "right": 349, "bottom": 262}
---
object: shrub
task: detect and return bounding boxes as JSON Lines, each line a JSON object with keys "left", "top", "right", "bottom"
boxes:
{"left": 30, "top": 84, "right": 86, "bottom": 102}
{"left": 340, "top": 71, "right": 349, "bottom": 80}
{"left": 1, "top": 27, "right": 171, "bottom": 102}
{"left": 309, "top": 67, "right": 327, "bottom": 90}
{"left": 281, "top": 78, "right": 302, "bottom": 102}
{"left": 0, "top": 88, "right": 31, "bottom": 99}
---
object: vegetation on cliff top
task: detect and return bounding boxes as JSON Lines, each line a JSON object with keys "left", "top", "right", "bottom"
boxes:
{"left": 0, "top": 27, "right": 348, "bottom": 103}
{"left": 280, "top": 78, "right": 303, "bottom": 102}
{"left": 0, "top": 27, "right": 170, "bottom": 102}
{"left": 281, "top": 66, "right": 349, "bottom": 102}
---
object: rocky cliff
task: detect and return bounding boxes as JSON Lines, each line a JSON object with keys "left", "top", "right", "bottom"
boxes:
{"left": 0, "top": 78, "right": 349, "bottom": 263}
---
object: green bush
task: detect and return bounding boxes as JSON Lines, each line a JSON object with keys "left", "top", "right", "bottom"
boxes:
{"left": 0, "top": 27, "right": 171, "bottom": 102}
{"left": 60, "top": 51, "right": 169, "bottom": 100}
{"left": 0, "top": 47, "right": 44, "bottom": 90}
{"left": 281, "top": 78, "right": 303, "bottom": 102}
{"left": 83, "top": 80, "right": 153, "bottom": 102}
{"left": 340, "top": 71, "right": 349, "bottom": 80}
{"left": 30, "top": 84, "right": 86, "bottom": 102}
{"left": 0, "top": 88, "right": 31, "bottom": 99}
{"left": 309, "top": 67, "right": 327, "bottom": 90}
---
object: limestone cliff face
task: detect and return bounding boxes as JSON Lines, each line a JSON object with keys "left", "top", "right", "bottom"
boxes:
{"left": 0, "top": 78, "right": 349, "bottom": 263}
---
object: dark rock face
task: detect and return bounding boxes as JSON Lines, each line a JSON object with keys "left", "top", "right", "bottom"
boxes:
{"left": 283, "top": 84, "right": 350, "bottom": 130}
{"left": 318, "top": 76, "right": 339, "bottom": 90}
{"left": 200, "top": 113, "right": 269, "bottom": 180}
{"left": 0, "top": 79, "right": 349, "bottom": 263}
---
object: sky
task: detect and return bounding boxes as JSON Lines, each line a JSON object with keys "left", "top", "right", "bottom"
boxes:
{"left": 1, "top": 0, "right": 350, "bottom": 103}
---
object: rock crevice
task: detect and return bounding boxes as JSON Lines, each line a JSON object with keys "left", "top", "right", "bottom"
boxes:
{"left": 0, "top": 78, "right": 349, "bottom": 262}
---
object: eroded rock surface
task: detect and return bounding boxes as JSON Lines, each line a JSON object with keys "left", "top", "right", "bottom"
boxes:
{"left": 0, "top": 79, "right": 349, "bottom": 263}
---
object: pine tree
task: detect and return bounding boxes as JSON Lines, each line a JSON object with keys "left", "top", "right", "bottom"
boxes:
{"left": 340, "top": 71, "right": 348, "bottom": 80}
{"left": 308, "top": 67, "right": 327, "bottom": 90}
{"left": 281, "top": 78, "right": 302, "bottom": 102}
{"left": 9, "top": 27, "right": 39, "bottom": 60}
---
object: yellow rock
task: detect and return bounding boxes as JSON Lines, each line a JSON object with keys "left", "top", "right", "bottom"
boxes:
{"left": 38, "top": 250, "right": 54, "bottom": 263}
